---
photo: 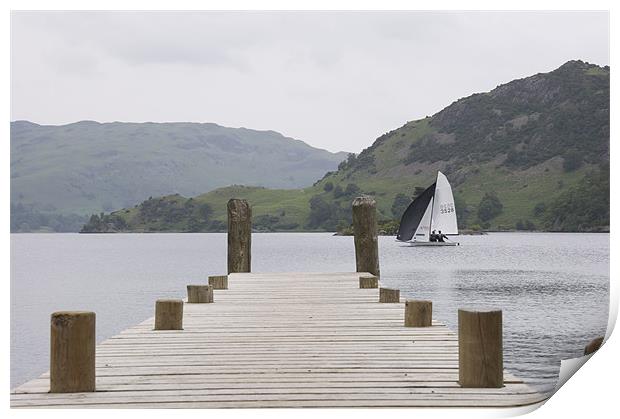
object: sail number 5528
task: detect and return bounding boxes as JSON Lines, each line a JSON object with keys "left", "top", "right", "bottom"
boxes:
{"left": 439, "top": 203, "right": 455, "bottom": 214}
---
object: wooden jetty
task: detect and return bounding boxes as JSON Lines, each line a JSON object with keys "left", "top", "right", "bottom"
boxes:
{"left": 11, "top": 198, "right": 550, "bottom": 408}
{"left": 11, "top": 271, "right": 548, "bottom": 408}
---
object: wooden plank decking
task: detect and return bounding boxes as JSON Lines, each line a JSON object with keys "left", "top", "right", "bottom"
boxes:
{"left": 11, "top": 272, "right": 549, "bottom": 408}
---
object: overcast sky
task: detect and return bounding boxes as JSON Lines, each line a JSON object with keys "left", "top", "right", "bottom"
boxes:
{"left": 11, "top": 11, "right": 609, "bottom": 153}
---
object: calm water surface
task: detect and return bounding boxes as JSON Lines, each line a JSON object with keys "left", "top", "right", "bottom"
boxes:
{"left": 11, "top": 232, "right": 609, "bottom": 390}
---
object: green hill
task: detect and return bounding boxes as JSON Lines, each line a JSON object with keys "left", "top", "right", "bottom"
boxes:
{"left": 82, "top": 60, "right": 609, "bottom": 233}
{"left": 10, "top": 121, "right": 347, "bottom": 232}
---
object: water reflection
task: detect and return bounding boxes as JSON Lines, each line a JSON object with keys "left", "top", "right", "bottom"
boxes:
{"left": 387, "top": 270, "right": 608, "bottom": 391}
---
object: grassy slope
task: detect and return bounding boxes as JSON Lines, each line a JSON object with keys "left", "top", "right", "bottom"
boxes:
{"left": 198, "top": 186, "right": 314, "bottom": 225}
{"left": 114, "top": 186, "right": 314, "bottom": 232}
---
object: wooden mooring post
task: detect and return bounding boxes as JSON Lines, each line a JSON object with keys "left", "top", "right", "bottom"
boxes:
{"left": 584, "top": 336, "right": 604, "bottom": 355}
{"left": 405, "top": 300, "right": 432, "bottom": 327}
{"left": 352, "top": 196, "right": 380, "bottom": 278}
{"left": 154, "top": 299, "right": 184, "bottom": 330}
{"left": 379, "top": 287, "right": 400, "bottom": 303}
{"left": 187, "top": 285, "right": 214, "bottom": 303}
{"left": 209, "top": 275, "right": 228, "bottom": 290}
{"left": 359, "top": 274, "right": 378, "bottom": 288}
{"left": 458, "top": 309, "right": 503, "bottom": 388}
{"left": 227, "top": 199, "right": 251, "bottom": 274}
{"left": 50, "top": 311, "right": 96, "bottom": 393}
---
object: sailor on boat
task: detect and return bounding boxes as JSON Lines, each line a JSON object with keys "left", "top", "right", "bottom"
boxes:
{"left": 396, "top": 171, "right": 460, "bottom": 246}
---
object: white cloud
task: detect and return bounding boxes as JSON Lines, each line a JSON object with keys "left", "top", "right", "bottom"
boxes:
{"left": 11, "top": 10, "right": 609, "bottom": 153}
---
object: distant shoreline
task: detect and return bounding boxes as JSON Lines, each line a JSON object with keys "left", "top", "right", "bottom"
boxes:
{"left": 11, "top": 230, "right": 610, "bottom": 235}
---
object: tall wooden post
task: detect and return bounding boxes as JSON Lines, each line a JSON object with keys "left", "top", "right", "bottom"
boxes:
{"left": 458, "top": 309, "right": 503, "bottom": 388}
{"left": 227, "top": 199, "right": 251, "bottom": 274}
{"left": 50, "top": 311, "right": 96, "bottom": 393}
{"left": 352, "top": 196, "right": 380, "bottom": 277}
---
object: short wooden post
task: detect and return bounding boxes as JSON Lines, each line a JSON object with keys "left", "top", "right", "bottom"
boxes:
{"left": 458, "top": 309, "right": 503, "bottom": 388}
{"left": 359, "top": 275, "right": 378, "bottom": 289}
{"left": 187, "top": 285, "right": 214, "bottom": 303}
{"left": 227, "top": 199, "right": 251, "bottom": 274}
{"left": 154, "top": 299, "right": 183, "bottom": 330}
{"left": 405, "top": 300, "right": 432, "bottom": 327}
{"left": 352, "top": 196, "right": 380, "bottom": 277}
{"left": 379, "top": 287, "right": 399, "bottom": 303}
{"left": 209, "top": 275, "right": 228, "bottom": 290}
{"left": 584, "top": 336, "right": 604, "bottom": 355}
{"left": 50, "top": 311, "right": 96, "bottom": 393}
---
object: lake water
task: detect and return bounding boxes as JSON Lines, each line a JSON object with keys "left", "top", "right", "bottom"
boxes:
{"left": 11, "top": 232, "right": 609, "bottom": 391}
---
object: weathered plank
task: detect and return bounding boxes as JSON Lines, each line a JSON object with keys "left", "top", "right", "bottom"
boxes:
{"left": 11, "top": 272, "right": 548, "bottom": 408}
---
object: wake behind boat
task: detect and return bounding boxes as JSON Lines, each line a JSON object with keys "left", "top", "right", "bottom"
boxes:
{"left": 396, "top": 171, "right": 460, "bottom": 246}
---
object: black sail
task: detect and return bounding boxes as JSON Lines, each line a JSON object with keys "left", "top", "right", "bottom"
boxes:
{"left": 396, "top": 183, "right": 436, "bottom": 242}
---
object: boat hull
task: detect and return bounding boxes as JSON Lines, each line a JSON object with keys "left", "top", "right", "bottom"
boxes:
{"left": 407, "top": 241, "right": 459, "bottom": 247}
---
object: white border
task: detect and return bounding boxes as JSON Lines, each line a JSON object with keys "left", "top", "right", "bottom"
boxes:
{"left": 3, "top": 1, "right": 616, "bottom": 418}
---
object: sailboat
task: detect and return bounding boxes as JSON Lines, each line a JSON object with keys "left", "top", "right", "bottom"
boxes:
{"left": 396, "top": 171, "right": 459, "bottom": 246}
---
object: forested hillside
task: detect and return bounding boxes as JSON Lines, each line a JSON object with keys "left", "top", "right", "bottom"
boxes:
{"left": 82, "top": 60, "right": 609, "bottom": 233}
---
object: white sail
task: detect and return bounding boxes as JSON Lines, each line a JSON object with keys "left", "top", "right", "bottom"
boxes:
{"left": 430, "top": 171, "right": 458, "bottom": 235}
{"left": 413, "top": 197, "right": 433, "bottom": 241}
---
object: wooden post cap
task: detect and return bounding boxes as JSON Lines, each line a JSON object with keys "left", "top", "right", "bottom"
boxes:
{"left": 154, "top": 299, "right": 184, "bottom": 330}
{"left": 359, "top": 275, "right": 378, "bottom": 288}
{"left": 50, "top": 311, "right": 96, "bottom": 393}
{"left": 458, "top": 309, "right": 503, "bottom": 388}
{"left": 208, "top": 275, "right": 228, "bottom": 290}
{"left": 379, "top": 287, "right": 400, "bottom": 303}
{"left": 405, "top": 300, "right": 433, "bottom": 327}
{"left": 584, "top": 336, "right": 604, "bottom": 355}
{"left": 227, "top": 199, "right": 252, "bottom": 274}
{"left": 187, "top": 285, "right": 214, "bottom": 303}
{"left": 352, "top": 196, "right": 380, "bottom": 278}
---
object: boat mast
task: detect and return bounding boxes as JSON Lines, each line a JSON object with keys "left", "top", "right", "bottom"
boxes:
{"left": 428, "top": 191, "right": 435, "bottom": 239}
